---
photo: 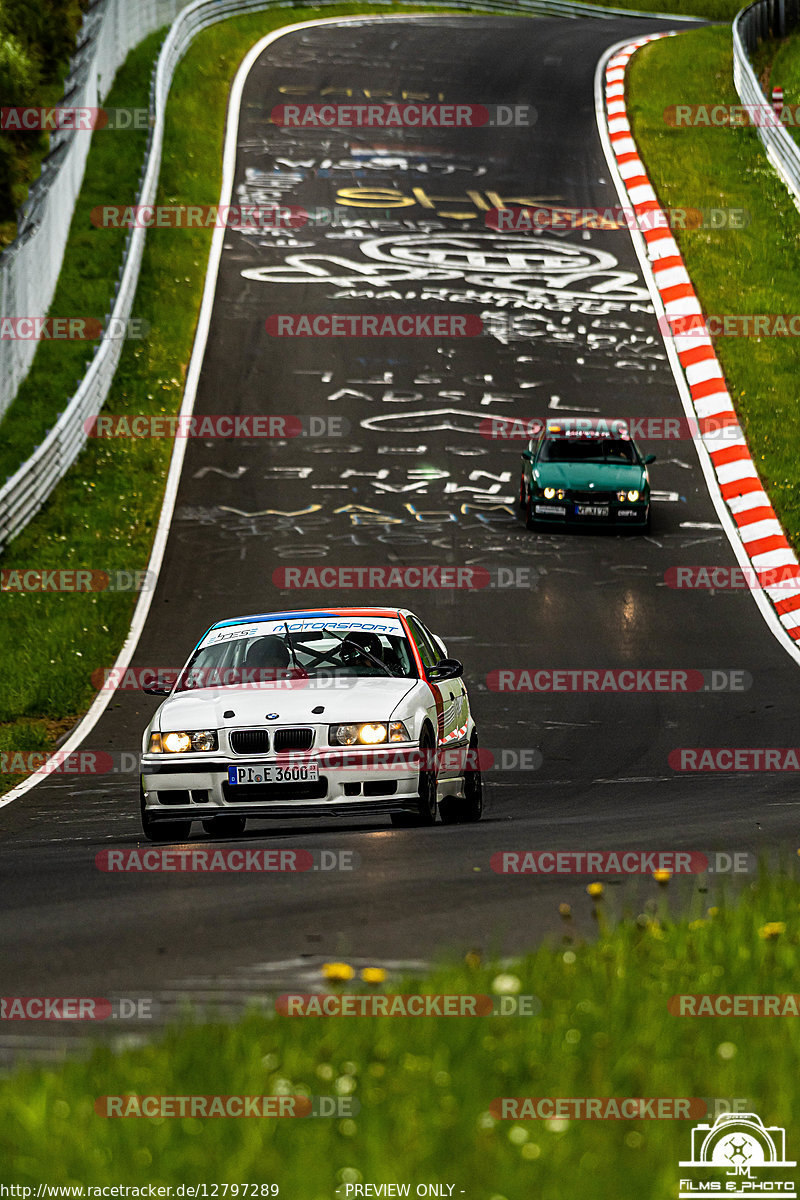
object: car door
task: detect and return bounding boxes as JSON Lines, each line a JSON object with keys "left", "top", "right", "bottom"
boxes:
{"left": 407, "top": 616, "right": 468, "bottom": 776}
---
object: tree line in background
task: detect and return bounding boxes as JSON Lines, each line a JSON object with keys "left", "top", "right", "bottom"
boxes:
{"left": 0, "top": 0, "right": 90, "bottom": 243}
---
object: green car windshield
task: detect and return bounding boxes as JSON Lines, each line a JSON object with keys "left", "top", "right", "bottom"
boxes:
{"left": 539, "top": 436, "right": 638, "bottom": 464}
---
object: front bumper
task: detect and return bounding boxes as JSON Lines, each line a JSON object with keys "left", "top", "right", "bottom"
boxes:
{"left": 141, "top": 747, "right": 423, "bottom": 821}
{"left": 531, "top": 499, "right": 649, "bottom": 526}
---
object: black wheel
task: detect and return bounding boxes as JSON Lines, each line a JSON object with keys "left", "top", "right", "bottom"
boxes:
{"left": 518, "top": 470, "right": 527, "bottom": 508}
{"left": 390, "top": 728, "right": 438, "bottom": 827}
{"left": 202, "top": 815, "right": 247, "bottom": 838}
{"left": 525, "top": 494, "right": 538, "bottom": 531}
{"left": 140, "top": 783, "right": 191, "bottom": 842}
{"left": 440, "top": 731, "right": 484, "bottom": 824}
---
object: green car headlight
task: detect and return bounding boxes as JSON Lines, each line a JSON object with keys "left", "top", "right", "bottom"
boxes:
{"left": 627, "top": 490, "right": 640, "bottom": 502}
{"left": 543, "top": 487, "right": 556, "bottom": 499}
{"left": 150, "top": 730, "right": 218, "bottom": 753}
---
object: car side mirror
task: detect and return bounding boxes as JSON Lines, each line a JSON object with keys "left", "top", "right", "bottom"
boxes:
{"left": 428, "top": 658, "right": 463, "bottom": 682}
{"left": 521, "top": 450, "right": 533, "bottom": 461}
{"left": 643, "top": 454, "right": 656, "bottom": 464}
{"left": 141, "top": 671, "right": 178, "bottom": 696}
{"left": 142, "top": 680, "right": 174, "bottom": 696}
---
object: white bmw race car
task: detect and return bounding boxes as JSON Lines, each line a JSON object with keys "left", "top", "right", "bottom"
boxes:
{"left": 139, "top": 607, "right": 483, "bottom": 840}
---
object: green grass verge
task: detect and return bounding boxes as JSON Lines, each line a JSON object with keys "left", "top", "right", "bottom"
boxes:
{"left": 584, "top": 0, "right": 737, "bottom": 16}
{"left": 627, "top": 25, "right": 800, "bottom": 539}
{"left": 0, "top": 869, "right": 798, "bottom": 1194}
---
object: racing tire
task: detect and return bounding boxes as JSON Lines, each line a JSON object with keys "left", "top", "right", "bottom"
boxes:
{"left": 439, "top": 731, "right": 484, "bottom": 824}
{"left": 140, "top": 784, "right": 191, "bottom": 842}
{"left": 525, "top": 495, "right": 538, "bottom": 531}
{"left": 202, "top": 816, "right": 247, "bottom": 838}
{"left": 390, "top": 728, "right": 438, "bottom": 827}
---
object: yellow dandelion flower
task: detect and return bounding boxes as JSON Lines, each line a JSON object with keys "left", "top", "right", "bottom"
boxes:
{"left": 360, "top": 967, "right": 387, "bottom": 984}
{"left": 758, "top": 922, "right": 786, "bottom": 941}
{"left": 322, "top": 962, "right": 355, "bottom": 981}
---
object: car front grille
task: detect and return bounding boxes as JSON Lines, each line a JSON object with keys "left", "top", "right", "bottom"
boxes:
{"left": 230, "top": 729, "right": 270, "bottom": 755}
{"left": 274, "top": 727, "right": 314, "bottom": 752}
{"left": 571, "top": 490, "right": 615, "bottom": 503}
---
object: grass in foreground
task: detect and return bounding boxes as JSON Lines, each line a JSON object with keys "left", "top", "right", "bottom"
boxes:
{"left": 0, "top": 869, "right": 798, "bottom": 1196}
{"left": 627, "top": 25, "right": 800, "bottom": 538}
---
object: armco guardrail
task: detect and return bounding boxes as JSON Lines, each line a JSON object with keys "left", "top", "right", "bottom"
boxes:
{"left": 0, "top": 0, "right": 187, "bottom": 419}
{"left": 733, "top": 0, "right": 800, "bottom": 208}
{"left": 0, "top": 0, "right": 703, "bottom": 553}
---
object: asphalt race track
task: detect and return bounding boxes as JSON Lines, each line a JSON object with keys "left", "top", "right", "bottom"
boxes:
{"left": 2, "top": 13, "right": 798, "bottom": 1055}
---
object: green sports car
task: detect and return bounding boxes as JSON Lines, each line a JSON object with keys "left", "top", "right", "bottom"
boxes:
{"left": 519, "top": 418, "right": 655, "bottom": 531}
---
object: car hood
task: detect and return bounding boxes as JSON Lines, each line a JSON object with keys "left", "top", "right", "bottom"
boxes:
{"left": 156, "top": 676, "right": 419, "bottom": 729}
{"left": 534, "top": 461, "right": 647, "bottom": 492}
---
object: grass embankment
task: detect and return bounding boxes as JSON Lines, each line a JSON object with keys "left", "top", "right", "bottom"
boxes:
{"left": 627, "top": 26, "right": 800, "bottom": 539}
{"left": 1, "top": 870, "right": 798, "bottom": 1196}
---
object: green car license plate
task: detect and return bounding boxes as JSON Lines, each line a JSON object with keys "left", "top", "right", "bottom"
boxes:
{"left": 575, "top": 503, "right": 609, "bottom": 519}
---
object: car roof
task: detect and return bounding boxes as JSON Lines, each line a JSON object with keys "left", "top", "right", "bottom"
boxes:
{"left": 209, "top": 607, "right": 412, "bottom": 630}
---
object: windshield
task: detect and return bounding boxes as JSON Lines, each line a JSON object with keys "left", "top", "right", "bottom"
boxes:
{"left": 176, "top": 627, "right": 417, "bottom": 691}
{"left": 540, "top": 437, "right": 637, "bottom": 464}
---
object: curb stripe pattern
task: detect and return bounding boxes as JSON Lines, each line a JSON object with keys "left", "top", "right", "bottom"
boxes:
{"left": 604, "top": 35, "right": 800, "bottom": 636}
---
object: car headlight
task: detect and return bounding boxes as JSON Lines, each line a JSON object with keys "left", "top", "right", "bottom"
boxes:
{"left": 149, "top": 730, "right": 218, "bottom": 753}
{"left": 627, "top": 490, "right": 640, "bottom": 502}
{"left": 329, "top": 721, "right": 410, "bottom": 746}
{"left": 543, "top": 486, "right": 556, "bottom": 499}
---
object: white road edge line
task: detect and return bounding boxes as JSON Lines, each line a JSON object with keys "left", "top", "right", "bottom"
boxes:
{"left": 594, "top": 34, "right": 800, "bottom": 669}
{"left": 0, "top": 14, "right": 413, "bottom": 811}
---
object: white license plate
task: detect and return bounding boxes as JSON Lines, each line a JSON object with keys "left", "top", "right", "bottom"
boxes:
{"left": 575, "top": 504, "right": 609, "bottom": 518}
{"left": 227, "top": 762, "right": 319, "bottom": 785}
